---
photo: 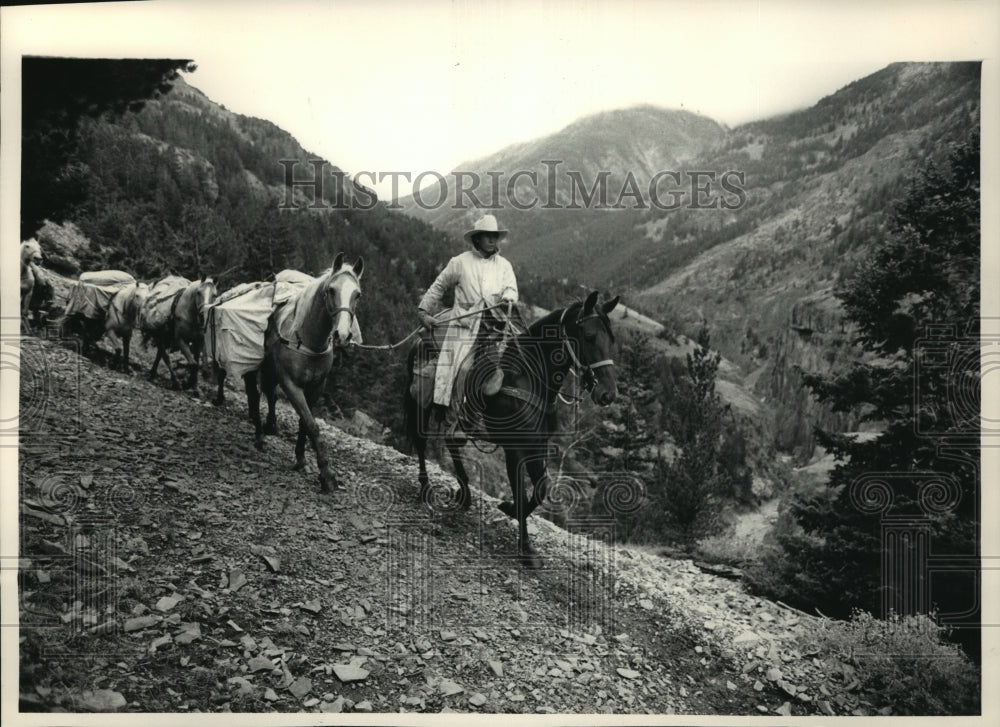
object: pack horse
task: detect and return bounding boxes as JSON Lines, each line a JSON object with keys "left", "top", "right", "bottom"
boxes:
{"left": 20, "top": 240, "right": 44, "bottom": 330}
{"left": 207, "top": 253, "right": 364, "bottom": 494}
{"left": 140, "top": 276, "right": 218, "bottom": 390}
{"left": 263, "top": 253, "right": 363, "bottom": 493}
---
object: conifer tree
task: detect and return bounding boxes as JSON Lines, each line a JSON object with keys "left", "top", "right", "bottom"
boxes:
{"left": 756, "top": 132, "right": 980, "bottom": 653}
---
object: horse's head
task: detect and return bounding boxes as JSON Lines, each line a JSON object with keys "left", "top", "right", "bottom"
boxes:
{"left": 564, "top": 290, "right": 620, "bottom": 406}
{"left": 21, "top": 239, "right": 43, "bottom": 266}
{"left": 326, "top": 252, "right": 364, "bottom": 345}
{"left": 128, "top": 283, "right": 152, "bottom": 322}
{"left": 196, "top": 277, "right": 218, "bottom": 328}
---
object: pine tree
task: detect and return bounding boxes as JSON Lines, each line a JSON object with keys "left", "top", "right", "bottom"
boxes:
{"left": 755, "top": 132, "right": 980, "bottom": 653}
{"left": 645, "top": 327, "right": 730, "bottom": 550}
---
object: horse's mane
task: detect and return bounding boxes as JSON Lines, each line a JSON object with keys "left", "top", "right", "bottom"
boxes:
{"left": 527, "top": 302, "right": 581, "bottom": 336}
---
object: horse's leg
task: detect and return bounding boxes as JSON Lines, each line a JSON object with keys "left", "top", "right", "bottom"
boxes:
{"left": 20, "top": 289, "right": 32, "bottom": 333}
{"left": 524, "top": 450, "right": 550, "bottom": 517}
{"left": 261, "top": 358, "right": 278, "bottom": 435}
{"left": 305, "top": 382, "right": 337, "bottom": 492}
{"left": 498, "top": 448, "right": 541, "bottom": 568}
{"left": 148, "top": 341, "right": 162, "bottom": 381}
{"left": 197, "top": 339, "right": 210, "bottom": 381}
{"left": 243, "top": 371, "right": 264, "bottom": 450}
{"left": 520, "top": 452, "right": 550, "bottom": 568}
{"left": 412, "top": 399, "right": 432, "bottom": 504}
{"left": 293, "top": 416, "right": 308, "bottom": 471}
{"left": 280, "top": 377, "right": 337, "bottom": 493}
{"left": 212, "top": 364, "right": 227, "bottom": 406}
{"left": 176, "top": 338, "right": 198, "bottom": 391}
{"left": 122, "top": 332, "right": 132, "bottom": 373}
{"left": 444, "top": 438, "right": 472, "bottom": 510}
{"left": 105, "top": 329, "right": 120, "bottom": 368}
{"left": 161, "top": 344, "right": 182, "bottom": 389}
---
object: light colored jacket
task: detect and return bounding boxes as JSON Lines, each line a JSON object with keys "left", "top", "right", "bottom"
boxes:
{"left": 419, "top": 249, "right": 518, "bottom": 406}
{"left": 419, "top": 250, "right": 518, "bottom": 322}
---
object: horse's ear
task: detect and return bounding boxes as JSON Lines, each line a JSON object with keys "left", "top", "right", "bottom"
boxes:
{"left": 601, "top": 295, "right": 620, "bottom": 314}
{"left": 333, "top": 251, "right": 345, "bottom": 271}
{"left": 353, "top": 257, "right": 364, "bottom": 278}
{"left": 583, "top": 290, "right": 599, "bottom": 314}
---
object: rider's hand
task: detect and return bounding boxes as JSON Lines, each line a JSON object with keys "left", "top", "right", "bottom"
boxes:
{"left": 418, "top": 310, "right": 438, "bottom": 331}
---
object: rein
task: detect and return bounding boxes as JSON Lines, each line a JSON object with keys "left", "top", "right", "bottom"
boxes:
{"left": 349, "top": 301, "right": 509, "bottom": 351}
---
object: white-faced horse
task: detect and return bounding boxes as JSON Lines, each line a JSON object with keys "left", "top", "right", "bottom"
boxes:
{"left": 254, "top": 252, "right": 363, "bottom": 493}
{"left": 20, "top": 240, "right": 43, "bottom": 330}
{"left": 105, "top": 282, "right": 151, "bottom": 373}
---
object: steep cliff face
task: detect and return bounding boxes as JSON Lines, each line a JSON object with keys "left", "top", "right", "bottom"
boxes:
{"left": 759, "top": 288, "right": 863, "bottom": 461}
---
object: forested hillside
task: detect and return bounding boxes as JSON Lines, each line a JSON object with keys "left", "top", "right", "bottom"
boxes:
{"left": 32, "top": 74, "right": 458, "bottom": 436}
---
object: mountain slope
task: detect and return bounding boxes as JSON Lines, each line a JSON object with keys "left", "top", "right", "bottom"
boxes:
{"left": 17, "top": 335, "right": 933, "bottom": 716}
{"left": 633, "top": 61, "right": 980, "bottom": 457}
{"left": 398, "top": 106, "right": 728, "bottom": 284}
{"left": 401, "top": 62, "right": 979, "bottom": 458}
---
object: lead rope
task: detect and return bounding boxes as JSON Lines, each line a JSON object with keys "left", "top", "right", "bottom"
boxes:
{"left": 348, "top": 301, "right": 510, "bottom": 351}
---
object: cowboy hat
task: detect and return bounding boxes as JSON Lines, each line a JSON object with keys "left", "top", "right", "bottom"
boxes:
{"left": 463, "top": 214, "right": 508, "bottom": 244}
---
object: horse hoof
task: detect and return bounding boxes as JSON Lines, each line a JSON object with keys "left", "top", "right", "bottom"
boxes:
{"left": 520, "top": 552, "right": 542, "bottom": 570}
{"left": 254, "top": 440, "right": 264, "bottom": 452}
{"left": 457, "top": 490, "right": 472, "bottom": 511}
{"left": 264, "top": 423, "right": 277, "bottom": 435}
{"left": 292, "top": 462, "right": 305, "bottom": 472}
{"left": 212, "top": 397, "right": 224, "bottom": 407}
{"left": 498, "top": 501, "right": 517, "bottom": 519}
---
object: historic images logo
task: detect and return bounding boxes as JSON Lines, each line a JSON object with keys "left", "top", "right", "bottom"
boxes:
{"left": 278, "top": 160, "right": 748, "bottom": 212}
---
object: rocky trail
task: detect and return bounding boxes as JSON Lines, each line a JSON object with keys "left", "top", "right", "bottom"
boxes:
{"left": 16, "top": 334, "right": 886, "bottom": 715}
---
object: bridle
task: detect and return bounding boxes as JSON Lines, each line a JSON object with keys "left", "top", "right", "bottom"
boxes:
{"left": 557, "top": 305, "right": 615, "bottom": 395}
{"left": 323, "top": 268, "right": 360, "bottom": 331}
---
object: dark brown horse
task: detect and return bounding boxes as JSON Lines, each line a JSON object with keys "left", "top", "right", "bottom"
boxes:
{"left": 405, "top": 290, "right": 619, "bottom": 567}
{"left": 252, "top": 253, "right": 363, "bottom": 493}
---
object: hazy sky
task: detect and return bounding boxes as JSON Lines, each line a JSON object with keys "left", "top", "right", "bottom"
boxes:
{"left": 2, "top": 0, "right": 998, "bottom": 198}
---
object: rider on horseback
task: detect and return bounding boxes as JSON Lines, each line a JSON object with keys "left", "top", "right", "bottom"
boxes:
{"left": 417, "top": 214, "right": 519, "bottom": 440}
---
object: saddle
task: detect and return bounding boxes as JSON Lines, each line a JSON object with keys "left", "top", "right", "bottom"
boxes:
{"left": 409, "top": 305, "right": 527, "bottom": 414}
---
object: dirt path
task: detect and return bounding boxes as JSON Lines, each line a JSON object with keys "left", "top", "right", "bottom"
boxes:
{"left": 16, "top": 335, "right": 873, "bottom": 715}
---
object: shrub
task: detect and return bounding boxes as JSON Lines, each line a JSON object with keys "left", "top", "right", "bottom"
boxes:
{"left": 817, "top": 610, "right": 980, "bottom": 715}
